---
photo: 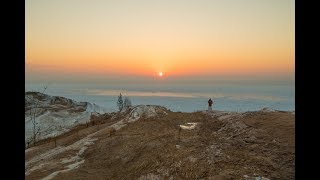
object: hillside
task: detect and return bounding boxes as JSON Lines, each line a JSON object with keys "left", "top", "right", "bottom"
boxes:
{"left": 25, "top": 103, "right": 295, "bottom": 180}
{"left": 25, "top": 92, "right": 108, "bottom": 144}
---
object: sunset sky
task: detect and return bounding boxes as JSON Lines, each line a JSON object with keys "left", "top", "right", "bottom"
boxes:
{"left": 26, "top": 0, "right": 294, "bottom": 83}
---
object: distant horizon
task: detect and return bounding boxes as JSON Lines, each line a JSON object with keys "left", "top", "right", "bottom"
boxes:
{"left": 26, "top": 67, "right": 294, "bottom": 85}
{"left": 25, "top": 82, "right": 294, "bottom": 112}
{"left": 25, "top": 76, "right": 294, "bottom": 87}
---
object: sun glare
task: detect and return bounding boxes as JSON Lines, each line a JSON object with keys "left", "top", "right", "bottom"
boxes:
{"left": 158, "top": 72, "right": 163, "bottom": 77}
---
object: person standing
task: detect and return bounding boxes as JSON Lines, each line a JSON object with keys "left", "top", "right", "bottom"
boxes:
{"left": 208, "top": 98, "right": 213, "bottom": 111}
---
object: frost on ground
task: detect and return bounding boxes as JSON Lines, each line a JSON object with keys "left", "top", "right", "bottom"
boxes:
{"left": 25, "top": 114, "right": 126, "bottom": 177}
{"left": 41, "top": 160, "right": 85, "bottom": 180}
{"left": 25, "top": 136, "right": 98, "bottom": 178}
{"left": 25, "top": 126, "right": 109, "bottom": 180}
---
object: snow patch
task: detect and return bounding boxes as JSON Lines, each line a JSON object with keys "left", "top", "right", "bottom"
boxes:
{"left": 41, "top": 159, "right": 85, "bottom": 180}
{"left": 25, "top": 92, "right": 108, "bottom": 144}
{"left": 25, "top": 136, "right": 97, "bottom": 176}
{"left": 179, "top": 123, "right": 197, "bottom": 130}
{"left": 66, "top": 159, "right": 85, "bottom": 169}
{"left": 260, "top": 107, "right": 276, "bottom": 112}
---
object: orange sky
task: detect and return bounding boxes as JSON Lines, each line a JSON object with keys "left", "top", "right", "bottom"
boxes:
{"left": 26, "top": 0, "right": 294, "bottom": 81}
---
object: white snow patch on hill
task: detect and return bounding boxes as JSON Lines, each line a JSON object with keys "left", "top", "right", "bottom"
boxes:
{"left": 25, "top": 92, "right": 108, "bottom": 144}
{"left": 179, "top": 123, "right": 198, "bottom": 130}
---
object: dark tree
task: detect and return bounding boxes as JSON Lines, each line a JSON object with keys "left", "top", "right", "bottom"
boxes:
{"left": 123, "top": 96, "right": 132, "bottom": 110}
{"left": 117, "top": 93, "right": 123, "bottom": 111}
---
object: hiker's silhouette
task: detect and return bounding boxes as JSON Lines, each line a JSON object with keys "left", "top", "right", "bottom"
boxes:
{"left": 208, "top": 98, "right": 213, "bottom": 111}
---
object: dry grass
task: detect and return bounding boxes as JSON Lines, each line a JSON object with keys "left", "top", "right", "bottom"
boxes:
{"left": 26, "top": 110, "right": 294, "bottom": 180}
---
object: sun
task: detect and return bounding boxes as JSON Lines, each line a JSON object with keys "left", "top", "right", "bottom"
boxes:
{"left": 158, "top": 72, "right": 163, "bottom": 77}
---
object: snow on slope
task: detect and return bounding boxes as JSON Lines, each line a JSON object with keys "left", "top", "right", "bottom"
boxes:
{"left": 110, "top": 105, "right": 168, "bottom": 130}
{"left": 25, "top": 104, "right": 169, "bottom": 179}
{"left": 25, "top": 92, "right": 109, "bottom": 143}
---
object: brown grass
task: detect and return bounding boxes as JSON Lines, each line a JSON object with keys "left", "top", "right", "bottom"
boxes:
{"left": 26, "top": 110, "right": 295, "bottom": 180}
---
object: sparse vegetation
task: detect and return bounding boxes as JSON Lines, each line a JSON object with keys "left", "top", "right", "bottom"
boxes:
{"left": 117, "top": 93, "right": 133, "bottom": 111}
{"left": 28, "top": 86, "right": 48, "bottom": 146}
{"left": 123, "top": 96, "right": 132, "bottom": 110}
{"left": 26, "top": 108, "right": 295, "bottom": 179}
{"left": 117, "top": 93, "right": 123, "bottom": 111}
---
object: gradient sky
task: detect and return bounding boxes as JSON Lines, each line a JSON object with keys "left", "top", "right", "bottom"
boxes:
{"left": 26, "top": 0, "right": 294, "bottom": 83}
